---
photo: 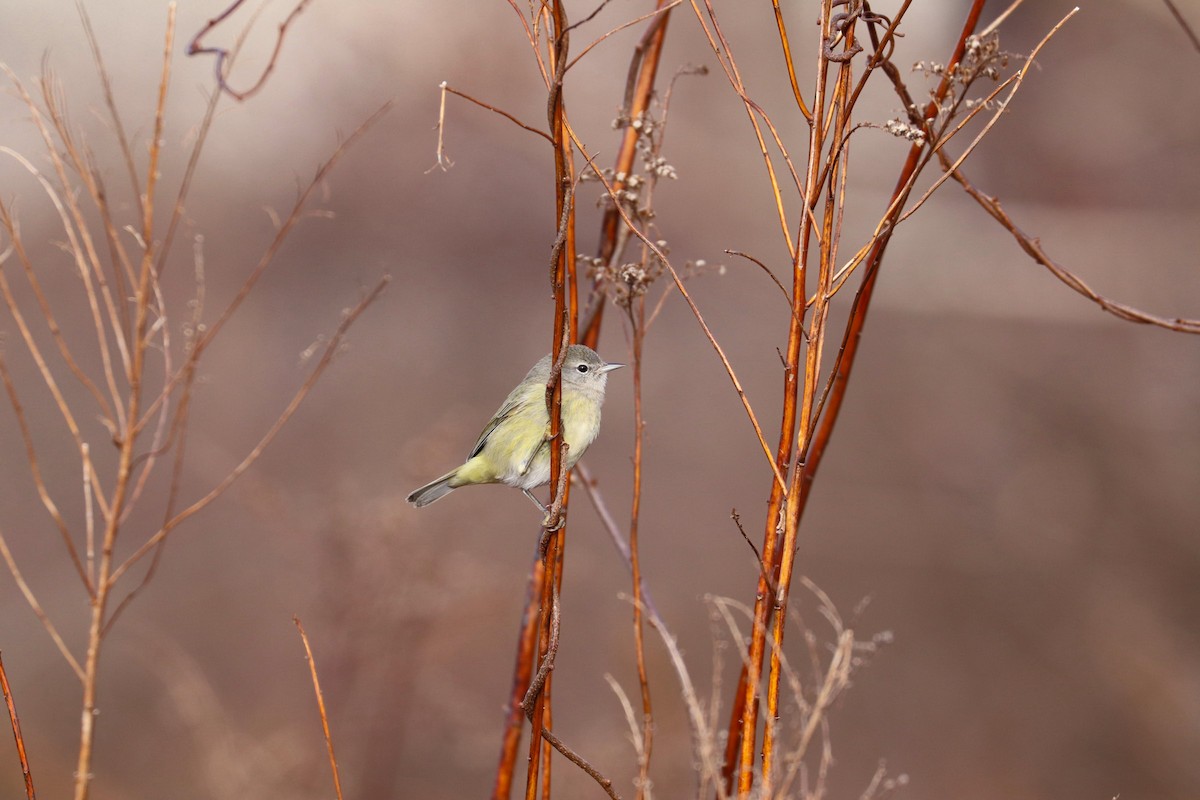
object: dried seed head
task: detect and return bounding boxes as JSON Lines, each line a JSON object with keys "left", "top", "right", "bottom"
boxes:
{"left": 883, "top": 118, "right": 926, "bottom": 144}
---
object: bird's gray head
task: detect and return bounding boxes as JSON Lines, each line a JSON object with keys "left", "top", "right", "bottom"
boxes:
{"left": 529, "top": 344, "right": 623, "bottom": 400}
{"left": 562, "top": 344, "right": 622, "bottom": 398}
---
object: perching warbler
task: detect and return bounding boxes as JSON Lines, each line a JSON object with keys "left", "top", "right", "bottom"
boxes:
{"left": 406, "top": 344, "right": 623, "bottom": 510}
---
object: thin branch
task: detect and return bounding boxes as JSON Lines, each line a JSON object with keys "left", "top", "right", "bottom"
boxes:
{"left": 0, "top": 353, "right": 93, "bottom": 595}
{"left": 119, "top": 270, "right": 177, "bottom": 524}
{"left": 83, "top": 444, "right": 95, "bottom": 584}
{"left": 294, "top": 617, "right": 345, "bottom": 800}
{"left": 77, "top": 0, "right": 144, "bottom": 223}
{"left": 0, "top": 530, "right": 84, "bottom": 681}
{"left": 520, "top": 587, "right": 563, "bottom": 718}
{"left": 102, "top": 245, "right": 207, "bottom": 634}
{"left": 31, "top": 68, "right": 134, "bottom": 408}
{"left": 566, "top": 1, "right": 682, "bottom": 73}
{"left": 187, "top": 0, "right": 315, "bottom": 101}
{"left": 0, "top": 147, "right": 115, "bottom": 444}
{"left": 624, "top": 291, "right": 654, "bottom": 800}
{"left": 0, "top": 188, "right": 117, "bottom": 426}
{"left": 686, "top": 0, "right": 800, "bottom": 260}
{"left": 573, "top": 464, "right": 666, "bottom": 624}
{"left": 980, "top": 0, "right": 1027, "bottom": 37}
{"left": 503, "top": 0, "right": 551, "bottom": 89}
{"left": 437, "top": 83, "right": 553, "bottom": 147}
{"left": 0, "top": 653, "right": 38, "bottom": 800}
{"left": 947, "top": 162, "right": 1200, "bottom": 333}
{"left": 726, "top": 249, "right": 794, "bottom": 309}
{"left": 604, "top": 673, "right": 646, "bottom": 762}
{"left": 769, "top": 0, "right": 813, "bottom": 121}
{"left": 429, "top": 81, "right": 454, "bottom": 172}
{"left": 540, "top": 727, "right": 623, "bottom": 800}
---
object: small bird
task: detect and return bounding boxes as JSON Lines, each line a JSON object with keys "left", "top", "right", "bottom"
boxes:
{"left": 406, "top": 344, "right": 623, "bottom": 511}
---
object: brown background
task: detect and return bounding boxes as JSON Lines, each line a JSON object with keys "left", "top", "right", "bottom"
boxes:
{"left": 1, "top": 1, "right": 1198, "bottom": 798}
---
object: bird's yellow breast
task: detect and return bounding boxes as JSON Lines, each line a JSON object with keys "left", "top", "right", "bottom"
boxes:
{"left": 560, "top": 390, "right": 603, "bottom": 468}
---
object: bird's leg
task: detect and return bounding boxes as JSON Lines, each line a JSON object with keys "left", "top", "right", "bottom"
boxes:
{"left": 526, "top": 487, "right": 564, "bottom": 555}
{"left": 522, "top": 488, "right": 548, "bottom": 515}
{"left": 522, "top": 481, "right": 567, "bottom": 535}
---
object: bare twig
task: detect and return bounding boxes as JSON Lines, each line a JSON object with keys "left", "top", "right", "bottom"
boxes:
{"left": 980, "top": 0, "right": 1027, "bottom": 37}
{"left": 540, "top": 727, "right": 623, "bottom": 800}
{"left": 622, "top": 277, "right": 655, "bottom": 799}
{"left": 566, "top": 1, "right": 682, "bottom": 73}
{"left": 520, "top": 587, "right": 563, "bottom": 717}
{"left": 437, "top": 82, "right": 553, "bottom": 150}
{"left": 187, "top": 0, "right": 315, "bottom": 101}
{"left": 0, "top": 653, "right": 37, "bottom": 800}
{"left": 294, "top": 617, "right": 345, "bottom": 800}
{"left": 0, "top": 181, "right": 117, "bottom": 426}
{"left": 0, "top": 353, "right": 92, "bottom": 594}
{"left": 0, "top": 531, "right": 84, "bottom": 681}
{"left": 948, "top": 164, "right": 1200, "bottom": 333}
{"left": 604, "top": 673, "right": 647, "bottom": 767}
{"left": 726, "top": 249, "right": 793, "bottom": 308}
{"left": 525, "top": 7, "right": 575, "bottom": 795}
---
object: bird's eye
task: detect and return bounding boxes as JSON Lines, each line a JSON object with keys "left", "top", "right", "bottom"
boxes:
{"left": 576, "top": 364, "right": 590, "bottom": 373}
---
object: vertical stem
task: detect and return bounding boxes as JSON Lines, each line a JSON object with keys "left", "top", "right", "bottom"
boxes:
{"left": 524, "top": 540, "right": 561, "bottom": 800}
{"left": 73, "top": 213, "right": 140, "bottom": 800}
{"left": 1, "top": 653, "right": 37, "bottom": 800}
{"left": 733, "top": 0, "right": 834, "bottom": 792}
{"left": 797, "top": 0, "right": 988, "bottom": 504}
{"left": 627, "top": 297, "right": 653, "bottom": 799}
{"left": 524, "top": 3, "right": 574, "bottom": 798}
{"left": 74, "top": 11, "right": 175, "bottom": 799}
{"left": 492, "top": 557, "right": 545, "bottom": 800}
{"left": 581, "top": 1, "right": 673, "bottom": 348}
{"left": 74, "top": 246, "right": 147, "bottom": 800}
{"left": 596, "top": 3, "right": 671, "bottom": 267}
{"left": 762, "top": 12, "right": 855, "bottom": 792}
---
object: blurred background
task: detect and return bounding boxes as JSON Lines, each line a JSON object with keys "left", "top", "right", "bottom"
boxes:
{"left": 1, "top": 0, "right": 1198, "bottom": 798}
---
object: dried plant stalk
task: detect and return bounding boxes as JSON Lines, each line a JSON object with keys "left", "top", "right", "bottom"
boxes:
{"left": 0, "top": 6, "right": 386, "bottom": 799}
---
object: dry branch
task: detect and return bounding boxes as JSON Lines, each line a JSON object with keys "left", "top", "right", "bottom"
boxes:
{"left": 0, "top": 8, "right": 391, "bottom": 798}
{"left": 0, "top": 653, "right": 37, "bottom": 800}
{"left": 295, "top": 617, "right": 345, "bottom": 800}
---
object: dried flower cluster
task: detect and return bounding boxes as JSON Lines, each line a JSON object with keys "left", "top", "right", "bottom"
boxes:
{"left": 882, "top": 117, "right": 926, "bottom": 144}
{"left": 913, "top": 30, "right": 1015, "bottom": 126}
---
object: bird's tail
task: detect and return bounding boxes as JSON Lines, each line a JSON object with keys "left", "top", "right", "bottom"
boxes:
{"left": 406, "top": 470, "right": 458, "bottom": 507}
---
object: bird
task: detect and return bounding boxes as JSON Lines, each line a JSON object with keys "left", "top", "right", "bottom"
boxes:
{"left": 406, "top": 344, "right": 622, "bottom": 512}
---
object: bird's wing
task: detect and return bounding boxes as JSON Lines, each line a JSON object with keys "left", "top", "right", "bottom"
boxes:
{"left": 468, "top": 388, "right": 539, "bottom": 460}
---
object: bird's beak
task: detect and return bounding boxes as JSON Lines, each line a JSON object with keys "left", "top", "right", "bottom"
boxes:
{"left": 599, "top": 362, "right": 625, "bottom": 374}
